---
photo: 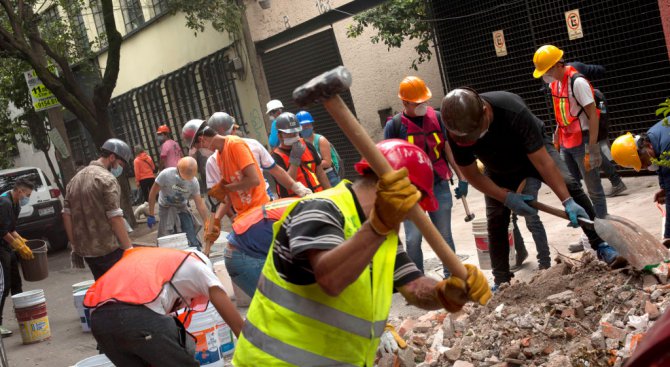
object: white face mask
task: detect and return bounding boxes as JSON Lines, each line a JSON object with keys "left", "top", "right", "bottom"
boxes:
{"left": 647, "top": 163, "right": 659, "bottom": 171}
{"left": 542, "top": 75, "right": 555, "bottom": 84}
{"left": 479, "top": 129, "right": 488, "bottom": 138}
{"left": 414, "top": 103, "right": 428, "bottom": 117}
{"left": 283, "top": 136, "right": 299, "bottom": 145}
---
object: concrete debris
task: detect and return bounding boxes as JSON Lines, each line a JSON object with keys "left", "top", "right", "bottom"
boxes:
{"left": 385, "top": 252, "right": 668, "bottom": 366}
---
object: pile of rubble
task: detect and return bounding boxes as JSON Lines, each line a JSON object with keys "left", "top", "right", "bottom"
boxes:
{"left": 384, "top": 253, "right": 670, "bottom": 367}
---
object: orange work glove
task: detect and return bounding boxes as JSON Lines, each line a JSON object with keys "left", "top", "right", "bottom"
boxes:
{"left": 369, "top": 168, "right": 421, "bottom": 236}
{"left": 204, "top": 216, "right": 221, "bottom": 245}
{"left": 435, "top": 264, "right": 492, "bottom": 312}
{"left": 208, "top": 181, "right": 228, "bottom": 202}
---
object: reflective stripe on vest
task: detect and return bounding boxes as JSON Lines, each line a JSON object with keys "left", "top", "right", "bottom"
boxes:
{"left": 550, "top": 65, "right": 594, "bottom": 149}
{"left": 400, "top": 107, "right": 453, "bottom": 181}
{"left": 273, "top": 139, "right": 324, "bottom": 195}
{"left": 231, "top": 198, "right": 298, "bottom": 234}
{"left": 233, "top": 182, "right": 397, "bottom": 366}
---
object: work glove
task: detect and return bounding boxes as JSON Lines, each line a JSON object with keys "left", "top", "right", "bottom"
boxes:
{"left": 562, "top": 197, "right": 589, "bottom": 228}
{"left": 289, "top": 141, "right": 305, "bottom": 166}
{"left": 379, "top": 324, "right": 407, "bottom": 354}
{"left": 369, "top": 168, "right": 421, "bottom": 236}
{"left": 147, "top": 215, "right": 156, "bottom": 229}
{"left": 70, "top": 250, "right": 85, "bottom": 269}
{"left": 10, "top": 237, "right": 33, "bottom": 260}
{"left": 503, "top": 192, "right": 537, "bottom": 217}
{"left": 454, "top": 180, "right": 469, "bottom": 199}
{"left": 204, "top": 216, "right": 221, "bottom": 245}
{"left": 585, "top": 143, "right": 602, "bottom": 171}
{"left": 435, "top": 264, "right": 491, "bottom": 312}
{"left": 208, "top": 181, "right": 229, "bottom": 202}
{"left": 291, "top": 181, "right": 312, "bottom": 197}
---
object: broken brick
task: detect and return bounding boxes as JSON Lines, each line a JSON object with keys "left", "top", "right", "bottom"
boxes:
{"left": 542, "top": 344, "right": 555, "bottom": 355}
{"left": 601, "top": 322, "right": 627, "bottom": 341}
{"left": 520, "top": 337, "right": 531, "bottom": 347}
{"left": 398, "top": 319, "right": 416, "bottom": 337}
{"left": 644, "top": 301, "right": 660, "bottom": 320}
{"left": 413, "top": 321, "right": 432, "bottom": 333}
{"left": 564, "top": 327, "right": 579, "bottom": 338}
{"left": 561, "top": 308, "right": 576, "bottom": 319}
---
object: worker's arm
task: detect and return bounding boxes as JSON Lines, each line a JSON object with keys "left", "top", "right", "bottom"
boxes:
{"left": 584, "top": 102, "right": 599, "bottom": 146}
{"left": 444, "top": 142, "right": 464, "bottom": 181}
{"left": 192, "top": 194, "right": 209, "bottom": 224}
{"left": 148, "top": 182, "right": 161, "bottom": 216}
{"left": 209, "top": 286, "right": 244, "bottom": 337}
{"left": 109, "top": 216, "right": 132, "bottom": 249}
{"left": 459, "top": 162, "right": 508, "bottom": 203}
{"left": 63, "top": 212, "right": 75, "bottom": 247}
{"left": 223, "top": 164, "right": 260, "bottom": 192}
{"left": 318, "top": 137, "right": 333, "bottom": 169}
{"left": 268, "top": 165, "right": 297, "bottom": 190}
{"left": 307, "top": 221, "right": 386, "bottom": 296}
{"left": 398, "top": 276, "right": 442, "bottom": 310}
{"left": 315, "top": 166, "right": 331, "bottom": 189}
{"left": 527, "top": 147, "right": 570, "bottom": 202}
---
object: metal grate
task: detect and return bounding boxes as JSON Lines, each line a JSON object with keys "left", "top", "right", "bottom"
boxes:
{"left": 109, "top": 48, "right": 242, "bottom": 165}
{"left": 261, "top": 29, "right": 360, "bottom": 179}
{"left": 431, "top": 0, "right": 670, "bottom": 141}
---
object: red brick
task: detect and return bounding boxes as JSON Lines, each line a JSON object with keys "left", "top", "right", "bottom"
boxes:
{"left": 561, "top": 308, "right": 576, "bottom": 319}
{"left": 565, "top": 327, "right": 579, "bottom": 338}
{"left": 645, "top": 301, "right": 660, "bottom": 320}
{"left": 521, "top": 337, "right": 531, "bottom": 347}
{"left": 601, "top": 322, "right": 627, "bottom": 341}
{"left": 398, "top": 319, "right": 416, "bottom": 337}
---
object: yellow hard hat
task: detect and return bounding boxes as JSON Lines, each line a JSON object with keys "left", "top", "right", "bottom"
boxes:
{"left": 611, "top": 132, "right": 642, "bottom": 171}
{"left": 532, "top": 45, "right": 564, "bottom": 78}
{"left": 398, "top": 76, "right": 432, "bottom": 103}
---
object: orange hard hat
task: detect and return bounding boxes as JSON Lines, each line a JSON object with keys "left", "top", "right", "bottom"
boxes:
{"left": 156, "top": 125, "right": 170, "bottom": 134}
{"left": 398, "top": 76, "right": 432, "bottom": 103}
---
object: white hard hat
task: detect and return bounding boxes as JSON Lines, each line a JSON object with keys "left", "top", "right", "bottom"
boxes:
{"left": 266, "top": 99, "right": 284, "bottom": 114}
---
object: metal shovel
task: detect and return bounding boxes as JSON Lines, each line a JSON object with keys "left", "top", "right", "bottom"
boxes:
{"left": 530, "top": 200, "right": 670, "bottom": 271}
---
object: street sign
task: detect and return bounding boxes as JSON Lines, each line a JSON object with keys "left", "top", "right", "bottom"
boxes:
{"left": 47, "top": 128, "right": 70, "bottom": 159}
{"left": 24, "top": 66, "right": 61, "bottom": 112}
{"left": 565, "top": 9, "right": 584, "bottom": 40}
{"left": 492, "top": 30, "right": 507, "bottom": 57}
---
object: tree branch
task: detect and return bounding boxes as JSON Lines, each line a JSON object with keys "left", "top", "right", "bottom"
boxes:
{"left": 93, "top": 0, "right": 121, "bottom": 105}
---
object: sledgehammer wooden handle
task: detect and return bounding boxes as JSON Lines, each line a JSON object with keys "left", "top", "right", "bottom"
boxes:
{"left": 323, "top": 96, "right": 468, "bottom": 280}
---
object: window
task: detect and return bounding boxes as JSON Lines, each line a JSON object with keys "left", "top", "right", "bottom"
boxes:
{"left": 42, "top": 5, "right": 60, "bottom": 25}
{"left": 121, "top": 0, "right": 145, "bottom": 33}
{"left": 68, "top": 11, "right": 90, "bottom": 53}
{"left": 89, "top": 0, "right": 107, "bottom": 48}
{"left": 152, "top": 0, "right": 168, "bottom": 17}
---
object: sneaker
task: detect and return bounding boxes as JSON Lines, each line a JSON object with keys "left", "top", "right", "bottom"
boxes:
{"left": 596, "top": 243, "right": 628, "bottom": 269}
{"left": 606, "top": 182, "right": 627, "bottom": 197}
{"left": 0, "top": 325, "right": 12, "bottom": 338}
{"left": 491, "top": 283, "right": 500, "bottom": 292}
{"left": 510, "top": 248, "right": 529, "bottom": 271}
{"left": 538, "top": 261, "right": 551, "bottom": 270}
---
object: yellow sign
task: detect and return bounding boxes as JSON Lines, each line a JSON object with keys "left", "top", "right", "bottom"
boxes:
{"left": 565, "top": 9, "right": 584, "bottom": 40}
{"left": 24, "top": 67, "right": 61, "bottom": 112}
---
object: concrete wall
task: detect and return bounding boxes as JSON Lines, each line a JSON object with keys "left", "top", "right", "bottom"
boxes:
{"left": 245, "top": 0, "right": 444, "bottom": 141}
{"left": 12, "top": 143, "right": 61, "bottom": 185}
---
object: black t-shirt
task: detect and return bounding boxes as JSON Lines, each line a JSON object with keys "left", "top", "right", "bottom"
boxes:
{"left": 449, "top": 91, "right": 551, "bottom": 190}
{"left": 0, "top": 192, "right": 19, "bottom": 247}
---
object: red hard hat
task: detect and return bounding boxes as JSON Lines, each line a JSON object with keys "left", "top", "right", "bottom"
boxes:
{"left": 156, "top": 125, "right": 170, "bottom": 134}
{"left": 355, "top": 139, "right": 437, "bottom": 211}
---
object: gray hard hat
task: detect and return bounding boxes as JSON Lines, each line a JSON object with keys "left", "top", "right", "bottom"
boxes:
{"left": 275, "top": 112, "right": 302, "bottom": 133}
{"left": 101, "top": 138, "right": 133, "bottom": 164}
{"left": 441, "top": 88, "right": 485, "bottom": 145}
{"left": 207, "top": 112, "right": 236, "bottom": 135}
{"left": 181, "top": 119, "right": 206, "bottom": 149}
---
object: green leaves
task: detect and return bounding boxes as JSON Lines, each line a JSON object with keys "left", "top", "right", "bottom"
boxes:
{"left": 657, "top": 98, "right": 670, "bottom": 126}
{"left": 346, "top": 0, "right": 433, "bottom": 71}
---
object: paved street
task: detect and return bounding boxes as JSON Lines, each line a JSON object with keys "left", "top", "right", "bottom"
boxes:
{"left": 2, "top": 175, "right": 661, "bottom": 366}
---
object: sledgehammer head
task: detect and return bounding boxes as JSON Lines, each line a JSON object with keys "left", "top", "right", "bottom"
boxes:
{"left": 293, "top": 66, "right": 352, "bottom": 107}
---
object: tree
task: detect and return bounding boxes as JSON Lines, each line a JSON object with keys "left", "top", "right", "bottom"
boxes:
{"left": 0, "top": 0, "right": 243, "bottom": 226}
{"left": 346, "top": 0, "right": 433, "bottom": 70}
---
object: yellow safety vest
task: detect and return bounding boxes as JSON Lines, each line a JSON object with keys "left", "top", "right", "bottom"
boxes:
{"left": 233, "top": 181, "right": 398, "bottom": 366}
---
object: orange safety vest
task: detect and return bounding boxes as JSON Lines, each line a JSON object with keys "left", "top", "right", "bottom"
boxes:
{"left": 273, "top": 139, "right": 324, "bottom": 196}
{"left": 84, "top": 247, "right": 209, "bottom": 325}
{"left": 401, "top": 107, "right": 453, "bottom": 181}
{"left": 550, "top": 65, "right": 599, "bottom": 149}
{"left": 232, "top": 198, "right": 298, "bottom": 235}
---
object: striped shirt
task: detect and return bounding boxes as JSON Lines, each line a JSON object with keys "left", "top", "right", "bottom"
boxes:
{"left": 272, "top": 183, "right": 422, "bottom": 289}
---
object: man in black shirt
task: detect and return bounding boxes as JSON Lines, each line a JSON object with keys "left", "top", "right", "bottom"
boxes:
{"left": 440, "top": 88, "right": 627, "bottom": 288}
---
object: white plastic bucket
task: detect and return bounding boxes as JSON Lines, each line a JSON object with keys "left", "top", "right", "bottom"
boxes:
{"left": 11, "top": 290, "right": 51, "bottom": 344}
{"left": 187, "top": 304, "right": 226, "bottom": 367}
{"left": 213, "top": 261, "right": 236, "bottom": 300}
{"left": 12, "top": 289, "right": 45, "bottom": 309}
{"left": 214, "top": 312, "right": 236, "bottom": 356}
{"left": 157, "top": 233, "right": 189, "bottom": 249}
{"left": 72, "top": 280, "right": 95, "bottom": 294}
{"left": 73, "top": 289, "right": 91, "bottom": 332}
{"left": 74, "top": 354, "right": 115, "bottom": 367}
{"left": 472, "top": 219, "right": 516, "bottom": 270}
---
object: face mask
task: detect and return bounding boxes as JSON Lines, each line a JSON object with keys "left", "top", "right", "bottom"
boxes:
{"left": 414, "top": 103, "right": 428, "bottom": 117}
{"left": 110, "top": 164, "right": 123, "bottom": 177}
{"left": 300, "top": 128, "right": 314, "bottom": 138}
{"left": 542, "top": 75, "right": 555, "bottom": 84}
{"left": 198, "top": 148, "right": 214, "bottom": 157}
{"left": 647, "top": 163, "right": 659, "bottom": 172}
{"left": 479, "top": 128, "right": 488, "bottom": 138}
{"left": 157, "top": 135, "right": 166, "bottom": 143}
{"left": 19, "top": 196, "right": 29, "bottom": 207}
{"left": 283, "top": 136, "right": 299, "bottom": 145}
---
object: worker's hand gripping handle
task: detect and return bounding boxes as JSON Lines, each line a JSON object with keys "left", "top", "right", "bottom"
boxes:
{"left": 322, "top": 96, "right": 468, "bottom": 280}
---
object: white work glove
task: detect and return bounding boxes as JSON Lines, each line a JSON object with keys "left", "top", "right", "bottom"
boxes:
{"left": 291, "top": 182, "right": 312, "bottom": 197}
{"left": 289, "top": 141, "right": 305, "bottom": 166}
{"left": 587, "top": 143, "right": 602, "bottom": 170}
{"left": 379, "top": 330, "right": 400, "bottom": 354}
{"left": 70, "top": 249, "right": 85, "bottom": 269}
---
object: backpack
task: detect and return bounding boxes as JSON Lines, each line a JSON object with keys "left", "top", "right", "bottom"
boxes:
{"left": 314, "top": 134, "right": 344, "bottom": 178}
{"left": 569, "top": 73, "right": 609, "bottom": 141}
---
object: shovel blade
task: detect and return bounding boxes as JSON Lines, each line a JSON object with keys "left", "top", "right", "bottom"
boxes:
{"left": 594, "top": 215, "right": 670, "bottom": 271}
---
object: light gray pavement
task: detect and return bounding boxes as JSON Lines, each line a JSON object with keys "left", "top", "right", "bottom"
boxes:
{"left": 2, "top": 176, "right": 661, "bottom": 366}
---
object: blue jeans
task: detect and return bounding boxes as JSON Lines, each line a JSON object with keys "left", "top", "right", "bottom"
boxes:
{"left": 560, "top": 140, "right": 608, "bottom": 218}
{"left": 177, "top": 212, "right": 201, "bottom": 250}
{"left": 404, "top": 179, "right": 454, "bottom": 278}
{"left": 224, "top": 247, "right": 265, "bottom": 298}
{"left": 325, "top": 168, "right": 341, "bottom": 187}
{"left": 567, "top": 140, "right": 623, "bottom": 187}
{"left": 510, "top": 178, "right": 550, "bottom": 265}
